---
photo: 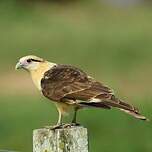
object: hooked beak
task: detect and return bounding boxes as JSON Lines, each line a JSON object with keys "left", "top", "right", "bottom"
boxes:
{"left": 15, "top": 62, "right": 23, "bottom": 70}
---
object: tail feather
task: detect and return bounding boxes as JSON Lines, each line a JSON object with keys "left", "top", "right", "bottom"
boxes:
{"left": 80, "top": 94, "right": 148, "bottom": 121}
{"left": 80, "top": 102, "right": 111, "bottom": 109}
{"left": 105, "top": 100, "right": 147, "bottom": 120}
{"left": 119, "top": 108, "right": 147, "bottom": 120}
{"left": 105, "top": 96, "right": 148, "bottom": 121}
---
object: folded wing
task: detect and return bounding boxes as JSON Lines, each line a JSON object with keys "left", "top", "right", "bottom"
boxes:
{"left": 41, "top": 64, "right": 147, "bottom": 121}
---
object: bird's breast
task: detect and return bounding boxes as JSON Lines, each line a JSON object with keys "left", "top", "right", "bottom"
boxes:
{"left": 30, "top": 62, "right": 56, "bottom": 90}
{"left": 31, "top": 72, "right": 43, "bottom": 90}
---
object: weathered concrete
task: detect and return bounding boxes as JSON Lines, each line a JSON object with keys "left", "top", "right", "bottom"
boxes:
{"left": 33, "top": 126, "right": 88, "bottom": 152}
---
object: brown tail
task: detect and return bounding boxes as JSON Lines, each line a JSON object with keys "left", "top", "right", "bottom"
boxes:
{"left": 80, "top": 95, "right": 148, "bottom": 121}
{"left": 107, "top": 95, "right": 148, "bottom": 120}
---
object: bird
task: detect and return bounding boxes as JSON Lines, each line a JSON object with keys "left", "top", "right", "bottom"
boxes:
{"left": 15, "top": 55, "right": 148, "bottom": 128}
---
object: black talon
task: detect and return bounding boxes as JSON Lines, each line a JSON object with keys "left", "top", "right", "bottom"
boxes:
{"left": 44, "top": 124, "right": 65, "bottom": 130}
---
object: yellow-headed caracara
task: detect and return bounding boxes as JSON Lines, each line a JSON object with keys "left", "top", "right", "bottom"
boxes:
{"left": 16, "top": 55, "right": 148, "bottom": 128}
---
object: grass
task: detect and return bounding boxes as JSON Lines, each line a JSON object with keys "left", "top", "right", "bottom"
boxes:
{"left": 0, "top": 1, "right": 152, "bottom": 152}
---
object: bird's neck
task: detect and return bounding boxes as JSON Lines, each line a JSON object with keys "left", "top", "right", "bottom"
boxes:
{"left": 30, "top": 61, "right": 56, "bottom": 90}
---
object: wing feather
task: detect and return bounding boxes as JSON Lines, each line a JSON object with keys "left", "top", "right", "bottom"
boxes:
{"left": 41, "top": 64, "right": 112, "bottom": 101}
{"left": 41, "top": 64, "right": 147, "bottom": 120}
{"left": 41, "top": 65, "right": 91, "bottom": 101}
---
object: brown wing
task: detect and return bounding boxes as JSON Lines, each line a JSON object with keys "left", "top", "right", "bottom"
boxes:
{"left": 41, "top": 64, "right": 112, "bottom": 101}
{"left": 41, "top": 64, "right": 147, "bottom": 120}
{"left": 66, "top": 87, "right": 147, "bottom": 120}
{"left": 65, "top": 81, "right": 113, "bottom": 101}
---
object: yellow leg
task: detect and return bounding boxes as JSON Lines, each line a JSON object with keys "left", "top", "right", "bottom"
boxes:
{"left": 57, "top": 110, "right": 63, "bottom": 125}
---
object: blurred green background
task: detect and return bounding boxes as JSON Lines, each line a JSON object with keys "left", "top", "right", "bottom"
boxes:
{"left": 0, "top": 0, "right": 152, "bottom": 152}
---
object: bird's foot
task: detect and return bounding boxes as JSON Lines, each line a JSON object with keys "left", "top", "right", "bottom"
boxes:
{"left": 44, "top": 123, "right": 81, "bottom": 130}
{"left": 71, "top": 122, "right": 81, "bottom": 126}
{"left": 44, "top": 124, "right": 65, "bottom": 130}
{"left": 62, "top": 123, "right": 81, "bottom": 128}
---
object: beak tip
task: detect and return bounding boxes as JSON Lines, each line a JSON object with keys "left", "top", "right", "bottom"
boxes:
{"left": 15, "top": 67, "right": 19, "bottom": 70}
{"left": 15, "top": 62, "right": 22, "bottom": 70}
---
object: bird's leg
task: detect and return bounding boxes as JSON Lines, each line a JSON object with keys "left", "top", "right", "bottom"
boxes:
{"left": 61, "top": 107, "right": 80, "bottom": 128}
{"left": 71, "top": 107, "right": 80, "bottom": 126}
{"left": 72, "top": 107, "right": 78, "bottom": 123}
{"left": 61, "top": 107, "right": 81, "bottom": 128}
{"left": 50, "top": 109, "right": 64, "bottom": 129}
{"left": 57, "top": 109, "right": 63, "bottom": 126}
{"left": 45, "top": 109, "right": 64, "bottom": 130}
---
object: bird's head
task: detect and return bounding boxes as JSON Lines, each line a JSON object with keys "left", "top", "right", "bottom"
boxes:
{"left": 15, "top": 55, "right": 45, "bottom": 72}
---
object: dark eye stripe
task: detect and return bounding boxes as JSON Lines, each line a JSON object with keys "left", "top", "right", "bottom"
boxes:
{"left": 31, "top": 59, "right": 42, "bottom": 62}
{"left": 27, "top": 59, "right": 32, "bottom": 63}
{"left": 27, "top": 59, "right": 42, "bottom": 63}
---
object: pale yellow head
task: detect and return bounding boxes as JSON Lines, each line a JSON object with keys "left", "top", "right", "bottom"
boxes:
{"left": 15, "top": 55, "right": 45, "bottom": 72}
{"left": 16, "top": 55, "right": 56, "bottom": 90}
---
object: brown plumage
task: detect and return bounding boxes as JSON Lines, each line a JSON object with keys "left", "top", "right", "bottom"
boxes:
{"left": 16, "top": 55, "right": 148, "bottom": 128}
{"left": 41, "top": 64, "right": 147, "bottom": 121}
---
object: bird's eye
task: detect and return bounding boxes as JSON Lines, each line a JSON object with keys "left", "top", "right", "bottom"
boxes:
{"left": 27, "top": 59, "right": 32, "bottom": 63}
